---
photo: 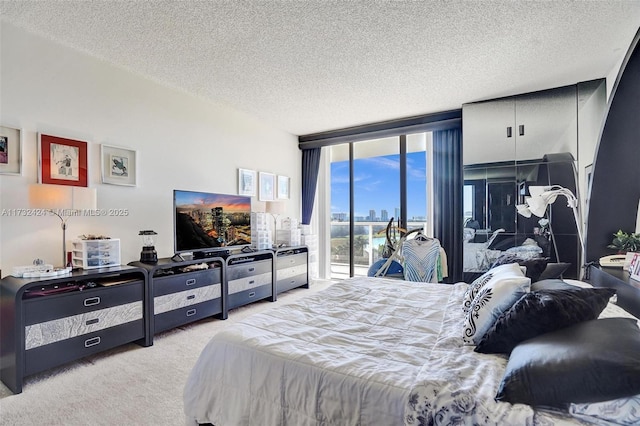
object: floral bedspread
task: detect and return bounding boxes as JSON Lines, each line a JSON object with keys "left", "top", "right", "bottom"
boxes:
{"left": 184, "top": 277, "right": 600, "bottom": 426}
{"left": 404, "top": 283, "right": 601, "bottom": 426}
{"left": 404, "top": 283, "right": 537, "bottom": 425}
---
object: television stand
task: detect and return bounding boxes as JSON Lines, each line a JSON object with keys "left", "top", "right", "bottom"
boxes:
{"left": 129, "top": 256, "right": 227, "bottom": 334}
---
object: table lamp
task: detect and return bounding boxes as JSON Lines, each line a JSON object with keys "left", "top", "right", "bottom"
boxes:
{"left": 29, "top": 184, "right": 97, "bottom": 267}
{"left": 266, "top": 201, "right": 286, "bottom": 246}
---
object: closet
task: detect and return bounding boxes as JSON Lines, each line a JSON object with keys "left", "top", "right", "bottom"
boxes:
{"left": 462, "top": 79, "right": 607, "bottom": 279}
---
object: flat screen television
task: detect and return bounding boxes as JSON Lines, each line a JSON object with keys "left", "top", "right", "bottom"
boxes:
{"left": 173, "top": 189, "right": 251, "bottom": 256}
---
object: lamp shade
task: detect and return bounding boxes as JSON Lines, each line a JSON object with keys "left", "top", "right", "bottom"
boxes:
{"left": 528, "top": 186, "right": 549, "bottom": 198}
{"left": 266, "top": 201, "right": 286, "bottom": 215}
{"left": 516, "top": 204, "right": 532, "bottom": 218}
{"left": 29, "top": 184, "right": 96, "bottom": 210}
{"left": 252, "top": 200, "right": 266, "bottom": 213}
{"left": 527, "top": 196, "right": 550, "bottom": 217}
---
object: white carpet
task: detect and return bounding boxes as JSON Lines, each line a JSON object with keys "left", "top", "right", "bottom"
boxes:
{"left": 0, "top": 279, "right": 335, "bottom": 425}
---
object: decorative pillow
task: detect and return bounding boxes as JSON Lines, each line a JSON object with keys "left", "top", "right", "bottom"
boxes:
{"left": 462, "top": 263, "right": 526, "bottom": 313}
{"left": 531, "top": 278, "right": 583, "bottom": 291}
{"left": 462, "top": 266, "right": 530, "bottom": 345}
{"left": 569, "top": 394, "right": 640, "bottom": 426}
{"left": 475, "top": 287, "right": 616, "bottom": 354}
{"left": 491, "top": 254, "right": 549, "bottom": 282}
{"left": 495, "top": 318, "right": 640, "bottom": 407}
{"left": 537, "top": 262, "right": 571, "bottom": 280}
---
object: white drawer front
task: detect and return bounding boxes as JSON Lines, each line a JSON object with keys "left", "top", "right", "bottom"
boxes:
{"left": 277, "top": 264, "right": 307, "bottom": 281}
{"left": 228, "top": 271, "right": 272, "bottom": 294}
{"left": 154, "top": 284, "right": 221, "bottom": 315}
{"left": 25, "top": 301, "right": 143, "bottom": 350}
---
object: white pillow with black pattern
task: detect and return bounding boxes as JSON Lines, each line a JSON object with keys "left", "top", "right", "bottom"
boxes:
{"left": 462, "top": 263, "right": 526, "bottom": 313}
{"left": 462, "top": 267, "right": 531, "bottom": 345}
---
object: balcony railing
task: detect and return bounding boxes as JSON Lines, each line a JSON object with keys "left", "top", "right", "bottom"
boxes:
{"left": 329, "top": 220, "right": 426, "bottom": 279}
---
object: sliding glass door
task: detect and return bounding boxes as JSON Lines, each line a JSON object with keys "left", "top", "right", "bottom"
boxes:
{"left": 329, "top": 133, "right": 431, "bottom": 279}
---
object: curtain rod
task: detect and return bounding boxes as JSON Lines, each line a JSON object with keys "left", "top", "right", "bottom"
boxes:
{"left": 298, "top": 110, "right": 461, "bottom": 150}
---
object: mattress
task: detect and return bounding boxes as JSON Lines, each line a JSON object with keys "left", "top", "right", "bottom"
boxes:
{"left": 183, "top": 277, "right": 591, "bottom": 425}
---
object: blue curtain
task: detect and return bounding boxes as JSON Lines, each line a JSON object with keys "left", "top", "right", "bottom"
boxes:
{"left": 433, "top": 127, "right": 463, "bottom": 283}
{"left": 301, "top": 148, "right": 321, "bottom": 224}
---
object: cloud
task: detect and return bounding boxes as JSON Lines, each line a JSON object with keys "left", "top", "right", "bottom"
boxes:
{"left": 361, "top": 156, "right": 399, "bottom": 170}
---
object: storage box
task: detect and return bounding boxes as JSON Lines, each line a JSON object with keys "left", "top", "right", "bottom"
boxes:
{"left": 251, "top": 230, "right": 272, "bottom": 250}
{"left": 281, "top": 218, "right": 299, "bottom": 230}
{"left": 251, "top": 212, "right": 269, "bottom": 229}
{"left": 71, "top": 239, "right": 121, "bottom": 269}
{"left": 276, "top": 229, "right": 301, "bottom": 246}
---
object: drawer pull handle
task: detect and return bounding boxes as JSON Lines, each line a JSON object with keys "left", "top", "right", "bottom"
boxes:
{"left": 186, "top": 309, "right": 197, "bottom": 317}
{"left": 290, "top": 280, "right": 296, "bottom": 284}
{"left": 84, "top": 337, "right": 101, "bottom": 348}
{"left": 186, "top": 278, "right": 196, "bottom": 286}
{"left": 248, "top": 267, "right": 255, "bottom": 272}
{"left": 187, "top": 294, "right": 196, "bottom": 300}
{"left": 248, "top": 291, "right": 256, "bottom": 298}
{"left": 86, "top": 318, "right": 99, "bottom": 326}
{"left": 248, "top": 280, "right": 255, "bottom": 285}
{"left": 84, "top": 297, "right": 101, "bottom": 307}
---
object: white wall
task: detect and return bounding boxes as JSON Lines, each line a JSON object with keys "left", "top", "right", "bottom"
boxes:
{"left": 0, "top": 23, "right": 300, "bottom": 276}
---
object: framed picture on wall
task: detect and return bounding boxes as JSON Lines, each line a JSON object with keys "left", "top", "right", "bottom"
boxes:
{"left": 101, "top": 144, "right": 137, "bottom": 186}
{"left": 238, "top": 168, "right": 257, "bottom": 196}
{"left": 277, "top": 175, "right": 290, "bottom": 199}
{"left": 39, "top": 133, "right": 88, "bottom": 187}
{"left": 0, "top": 125, "right": 22, "bottom": 175}
{"left": 259, "top": 172, "right": 275, "bottom": 201}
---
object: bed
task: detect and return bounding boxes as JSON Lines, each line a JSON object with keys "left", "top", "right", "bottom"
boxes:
{"left": 184, "top": 273, "right": 640, "bottom": 426}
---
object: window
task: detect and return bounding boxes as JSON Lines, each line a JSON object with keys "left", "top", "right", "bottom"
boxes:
{"left": 327, "top": 133, "right": 432, "bottom": 279}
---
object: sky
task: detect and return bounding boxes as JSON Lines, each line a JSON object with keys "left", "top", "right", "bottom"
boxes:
{"left": 331, "top": 152, "right": 427, "bottom": 221}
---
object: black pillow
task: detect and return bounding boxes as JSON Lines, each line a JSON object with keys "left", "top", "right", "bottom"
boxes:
{"left": 475, "top": 287, "right": 615, "bottom": 354}
{"left": 537, "top": 262, "right": 571, "bottom": 280}
{"left": 530, "top": 278, "right": 575, "bottom": 291}
{"left": 491, "top": 254, "right": 549, "bottom": 282}
{"left": 518, "top": 257, "right": 549, "bottom": 282}
{"left": 495, "top": 317, "right": 640, "bottom": 407}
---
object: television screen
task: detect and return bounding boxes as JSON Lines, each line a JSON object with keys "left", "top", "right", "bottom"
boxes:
{"left": 174, "top": 190, "right": 251, "bottom": 254}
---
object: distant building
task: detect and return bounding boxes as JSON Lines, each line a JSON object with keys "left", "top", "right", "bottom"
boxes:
{"left": 381, "top": 209, "right": 389, "bottom": 222}
{"left": 368, "top": 209, "right": 376, "bottom": 221}
{"left": 332, "top": 212, "right": 347, "bottom": 222}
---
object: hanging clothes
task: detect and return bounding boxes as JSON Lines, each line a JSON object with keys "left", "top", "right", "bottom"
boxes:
{"left": 401, "top": 235, "right": 448, "bottom": 283}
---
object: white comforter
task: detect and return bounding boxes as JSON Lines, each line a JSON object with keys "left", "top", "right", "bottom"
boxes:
{"left": 183, "top": 277, "right": 582, "bottom": 426}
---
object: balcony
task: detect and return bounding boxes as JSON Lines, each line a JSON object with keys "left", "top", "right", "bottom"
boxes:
{"left": 330, "top": 220, "right": 426, "bottom": 279}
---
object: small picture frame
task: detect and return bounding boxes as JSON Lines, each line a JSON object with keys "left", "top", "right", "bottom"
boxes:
{"left": 630, "top": 253, "right": 640, "bottom": 281}
{"left": 259, "top": 172, "right": 276, "bottom": 201}
{"left": 101, "top": 144, "right": 137, "bottom": 186}
{"left": 39, "top": 133, "right": 88, "bottom": 187}
{"left": 238, "top": 168, "right": 257, "bottom": 196}
{"left": 277, "top": 175, "right": 290, "bottom": 199}
{"left": 0, "top": 125, "right": 22, "bottom": 175}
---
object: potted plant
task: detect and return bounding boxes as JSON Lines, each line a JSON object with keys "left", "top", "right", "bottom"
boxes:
{"left": 607, "top": 230, "right": 640, "bottom": 253}
{"left": 607, "top": 230, "right": 640, "bottom": 270}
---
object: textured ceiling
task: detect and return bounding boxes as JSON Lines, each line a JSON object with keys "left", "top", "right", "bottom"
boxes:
{"left": 1, "top": 1, "right": 640, "bottom": 136}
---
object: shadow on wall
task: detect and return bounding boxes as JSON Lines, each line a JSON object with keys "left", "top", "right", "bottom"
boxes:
{"left": 585, "top": 27, "right": 640, "bottom": 263}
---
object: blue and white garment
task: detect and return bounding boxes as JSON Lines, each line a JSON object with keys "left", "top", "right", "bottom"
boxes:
{"left": 401, "top": 237, "right": 442, "bottom": 282}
